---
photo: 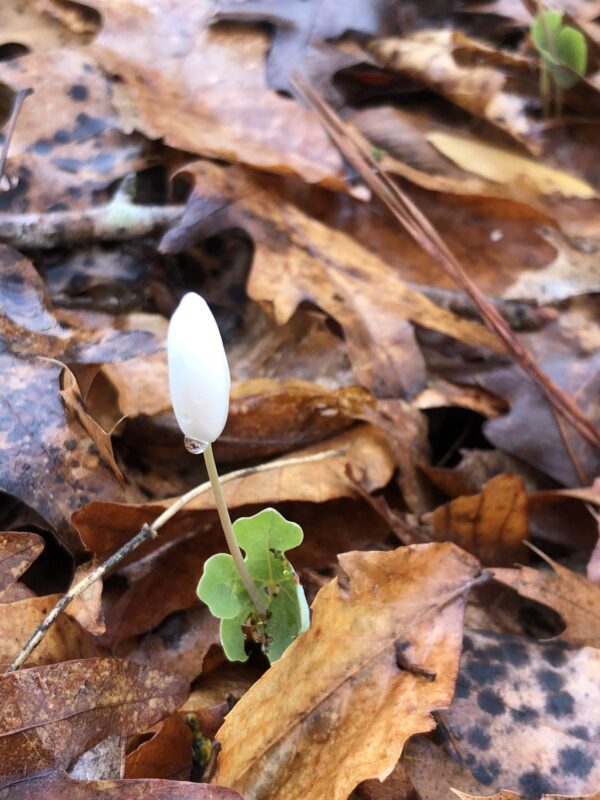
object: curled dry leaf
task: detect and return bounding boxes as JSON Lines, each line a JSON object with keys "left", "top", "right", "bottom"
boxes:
{"left": 493, "top": 554, "right": 600, "bottom": 648}
{"left": 447, "top": 630, "right": 600, "bottom": 797}
{"left": 0, "top": 659, "right": 188, "bottom": 789}
{"left": 368, "top": 30, "right": 537, "bottom": 150}
{"left": 161, "top": 161, "right": 502, "bottom": 399}
{"left": 424, "top": 474, "right": 528, "bottom": 566}
{"left": 0, "top": 773, "right": 241, "bottom": 799}
{"left": 214, "top": 543, "right": 480, "bottom": 800}
{"left": 0, "top": 592, "right": 99, "bottom": 670}
{"left": 0, "top": 532, "right": 43, "bottom": 597}
{"left": 84, "top": 0, "right": 344, "bottom": 187}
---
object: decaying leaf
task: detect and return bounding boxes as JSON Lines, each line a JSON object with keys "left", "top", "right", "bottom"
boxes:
{"left": 0, "top": 773, "right": 241, "bottom": 799}
{"left": 0, "top": 592, "right": 99, "bottom": 669}
{"left": 84, "top": 0, "right": 344, "bottom": 187}
{"left": 214, "top": 543, "right": 480, "bottom": 800}
{"left": 493, "top": 553, "right": 600, "bottom": 647}
{"left": 368, "top": 30, "right": 537, "bottom": 150}
{"left": 161, "top": 161, "right": 502, "bottom": 399}
{"left": 0, "top": 659, "right": 188, "bottom": 789}
{"left": 447, "top": 630, "right": 600, "bottom": 797}
{"left": 0, "top": 532, "right": 43, "bottom": 598}
{"left": 424, "top": 474, "right": 528, "bottom": 566}
{"left": 0, "top": 49, "right": 147, "bottom": 213}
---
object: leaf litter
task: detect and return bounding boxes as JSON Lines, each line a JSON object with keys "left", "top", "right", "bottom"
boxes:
{"left": 0, "top": 1, "right": 600, "bottom": 798}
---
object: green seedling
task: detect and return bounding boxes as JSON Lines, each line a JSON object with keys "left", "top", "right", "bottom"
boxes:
{"left": 167, "top": 292, "right": 310, "bottom": 664}
{"left": 198, "top": 507, "right": 309, "bottom": 663}
{"left": 531, "top": 8, "right": 587, "bottom": 115}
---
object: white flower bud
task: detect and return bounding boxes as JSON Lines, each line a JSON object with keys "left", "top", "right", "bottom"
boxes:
{"left": 167, "top": 292, "right": 231, "bottom": 445}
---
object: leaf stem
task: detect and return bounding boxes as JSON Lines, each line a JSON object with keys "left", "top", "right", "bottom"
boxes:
{"left": 203, "top": 443, "right": 268, "bottom": 617}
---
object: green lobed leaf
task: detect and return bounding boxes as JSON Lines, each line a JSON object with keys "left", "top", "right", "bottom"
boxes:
{"left": 554, "top": 26, "right": 587, "bottom": 87}
{"left": 197, "top": 553, "right": 247, "bottom": 619}
{"left": 531, "top": 9, "right": 562, "bottom": 54}
{"left": 196, "top": 508, "right": 310, "bottom": 663}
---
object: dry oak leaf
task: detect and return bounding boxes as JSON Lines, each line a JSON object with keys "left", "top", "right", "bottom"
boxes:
{"left": 0, "top": 592, "right": 99, "bottom": 670}
{"left": 161, "top": 161, "right": 502, "bottom": 399}
{"left": 424, "top": 474, "right": 528, "bottom": 566}
{"left": 0, "top": 659, "right": 188, "bottom": 789}
{"left": 214, "top": 543, "right": 481, "bottom": 800}
{"left": 84, "top": 0, "right": 344, "bottom": 188}
{"left": 493, "top": 554, "right": 600, "bottom": 648}
{"left": 0, "top": 772, "right": 241, "bottom": 799}
{"left": 0, "top": 0, "right": 97, "bottom": 55}
{"left": 0, "top": 532, "right": 43, "bottom": 598}
{"left": 448, "top": 630, "right": 600, "bottom": 797}
{"left": 368, "top": 30, "right": 537, "bottom": 150}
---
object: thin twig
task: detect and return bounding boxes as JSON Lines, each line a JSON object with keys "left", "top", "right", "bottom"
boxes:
{"left": 204, "top": 443, "right": 267, "bottom": 616}
{"left": 6, "top": 446, "right": 343, "bottom": 672}
{"left": 0, "top": 88, "right": 32, "bottom": 184}
{"left": 0, "top": 177, "right": 183, "bottom": 248}
{"left": 292, "top": 75, "right": 600, "bottom": 452}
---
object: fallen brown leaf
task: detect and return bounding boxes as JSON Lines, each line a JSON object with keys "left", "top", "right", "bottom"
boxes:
{"left": 493, "top": 554, "right": 600, "bottom": 647}
{"left": 0, "top": 593, "right": 99, "bottom": 669}
{"left": 214, "top": 543, "right": 480, "bottom": 800}
{"left": 161, "top": 161, "right": 502, "bottom": 399}
{"left": 0, "top": 659, "right": 188, "bottom": 789}
{"left": 0, "top": 532, "right": 43, "bottom": 598}
{"left": 0, "top": 773, "right": 241, "bottom": 799}
{"left": 84, "top": 0, "right": 344, "bottom": 187}
{"left": 368, "top": 30, "right": 537, "bottom": 150}
{"left": 424, "top": 474, "right": 528, "bottom": 566}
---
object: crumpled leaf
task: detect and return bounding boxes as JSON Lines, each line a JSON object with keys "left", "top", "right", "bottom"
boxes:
{"left": 493, "top": 552, "right": 600, "bottom": 647}
{"left": 0, "top": 532, "right": 43, "bottom": 598}
{"left": 424, "top": 474, "right": 528, "bottom": 566}
{"left": 368, "top": 30, "right": 538, "bottom": 151}
{"left": 161, "top": 161, "right": 502, "bottom": 399}
{"left": 0, "top": 659, "right": 188, "bottom": 789}
{"left": 447, "top": 630, "right": 600, "bottom": 798}
{"left": 214, "top": 543, "right": 480, "bottom": 800}
{"left": 0, "top": 772, "right": 241, "bottom": 799}
{"left": 83, "top": 0, "right": 345, "bottom": 187}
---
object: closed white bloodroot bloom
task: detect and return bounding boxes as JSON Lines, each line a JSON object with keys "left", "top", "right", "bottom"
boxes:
{"left": 167, "top": 293, "right": 231, "bottom": 446}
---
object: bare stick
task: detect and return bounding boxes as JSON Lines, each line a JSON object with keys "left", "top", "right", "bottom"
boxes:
{"left": 204, "top": 443, "right": 267, "bottom": 615}
{"left": 6, "top": 446, "right": 343, "bottom": 672}
{"left": 0, "top": 173, "right": 183, "bottom": 248}
{"left": 0, "top": 88, "right": 31, "bottom": 183}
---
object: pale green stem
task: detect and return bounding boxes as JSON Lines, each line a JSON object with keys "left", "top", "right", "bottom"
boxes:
{"left": 203, "top": 443, "right": 267, "bottom": 617}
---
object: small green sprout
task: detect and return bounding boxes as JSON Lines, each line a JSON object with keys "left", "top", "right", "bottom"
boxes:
{"left": 167, "top": 293, "right": 310, "bottom": 665}
{"left": 531, "top": 8, "right": 587, "bottom": 115}
{"left": 198, "top": 508, "right": 310, "bottom": 663}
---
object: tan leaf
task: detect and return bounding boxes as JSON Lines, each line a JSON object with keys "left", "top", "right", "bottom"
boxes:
{"left": 0, "top": 659, "right": 188, "bottom": 789}
{"left": 493, "top": 553, "right": 600, "bottom": 647}
{"left": 0, "top": 532, "right": 44, "bottom": 597}
{"left": 424, "top": 474, "right": 528, "bottom": 566}
{"left": 214, "top": 543, "right": 481, "bottom": 800}
{"left": 368, "top": 30, "right": 536, "bottom": 150}
{"left": 84, "top": 0, "right": 344, "bottom": 188}
{"left": 427, "top": 132, "right": 596, "bottom": 199}
{"left": 0, "top": 593, "right": 99, "bottom": 670}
